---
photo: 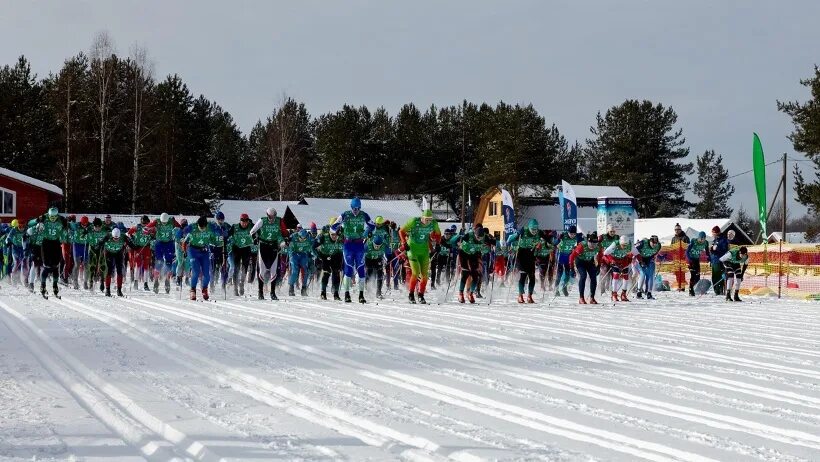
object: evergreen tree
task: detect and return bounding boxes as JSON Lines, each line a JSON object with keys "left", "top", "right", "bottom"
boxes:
{"left": 584, "top": 100, "right": 693, "bottom": 217}
{"left": 691, "top": 150, "right": 734, "bottom": 218}
{"left": 778, "top": 66, "right": 820, "bottom": 212}
{"left": 0, "top": 56, "right": 57, "bottom": 179}
{"left": 733, "top": 205, "right": 760, "bottom": 243}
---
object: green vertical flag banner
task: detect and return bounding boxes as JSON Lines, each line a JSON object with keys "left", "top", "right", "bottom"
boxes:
{"left": 753, "top": 133, "right": 767, "bottom": 238}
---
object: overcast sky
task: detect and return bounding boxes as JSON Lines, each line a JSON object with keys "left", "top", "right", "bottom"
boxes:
{"left": 2, "top": 0, "right": 818, "bottom": 217}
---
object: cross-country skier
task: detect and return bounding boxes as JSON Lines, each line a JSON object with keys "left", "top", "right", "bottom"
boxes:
{"left": 555, "top": 226, "right": 582, "bottom": 297}
{"left": 127, "top": 215, "right": 154, "bottom": 291}
{"left": 398, "top": 209, "right": 441, "bottom": 304}
{"left": 249, "top": 208, "right": 289, "bottom": 300}
{"left": 364, "top": 234, "right": 387, "bottom": 299}
{"left": 228, "top": 213, "right": 254, "bottom": 296}
{"left": 603, "top": 235, "right": 635, "bottom": 302}
{"left": 507, "top": 219, "right": 542, "bottom": 304}
{"left": 452, "top": 224, "right": 494, "bottom": 304}
{"left": 686, "top": 232, "right": 710, "bottom": 296}
{"left": 210, "top": 211, "right": 230, "bottom": 293}
{"left": 315, "top": 226, "right": 344, "bottom": 300}
{"left": 634, "top": 235, "right": 662, "bottom": 299}
{"left": 569, "top": 231, "right": 602, "bottom": 304}
{"left": 69, "top": 216, "right": 91, "bottom": 289}
{"left": 60, "top": 215, "right": 76, "bottom": 284}
{"left": 147, "top": 213, "right": 180, "bottom": 294}
{"left": 104, "top": 227, "right": 138, "bottom": 297}
{"left": 83, "top": 218, "right": 109, "bottom": 293}
{"left": 331, "top": 198, "right": 375, "bottom": 303}
{"left": 35, "top": 208, "right": 69, "bottom": 298}
{"left": 598, "top": 225, "right": 619, "bottom": 296}
{"left": 4, "top": 219, "right": 28, "bottom": 286}
{"left": 287, "top": 228, "right": 315, "bottom": 296}
{"left": 671, "top": 223, "right": 690, "bottom": 292}
{"left": 181, "top": 216, "right": 221, "bottom": 301}
{"left": 719, "top": 246, "right": 749, "bottom": 302}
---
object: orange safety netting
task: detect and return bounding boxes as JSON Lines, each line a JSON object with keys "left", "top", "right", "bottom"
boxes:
{"left": 655, "top": 242, "right": 820, "bottom": 300}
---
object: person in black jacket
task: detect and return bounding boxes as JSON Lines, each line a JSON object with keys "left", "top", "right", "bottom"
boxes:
{"left": 709, "top": 226, "right": 729, "bottom": 295}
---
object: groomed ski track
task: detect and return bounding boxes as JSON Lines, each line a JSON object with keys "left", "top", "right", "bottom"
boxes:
{"left": 1, "top": 285, "right": 818, "bottom": 461}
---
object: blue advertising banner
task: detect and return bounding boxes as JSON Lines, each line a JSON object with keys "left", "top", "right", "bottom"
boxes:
{"left": 559, "top": 180, "right": 577, "bottom": 231}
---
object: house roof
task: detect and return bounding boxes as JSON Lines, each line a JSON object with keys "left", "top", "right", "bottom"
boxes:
{"left": 214, "top": 199, "right": 298, "bottom": 224}
{"left": 634, "top": 218, "right": 755, "bottom": 244}
{"left": 518, "top": 184, "right": 632, "bottom": 199}
{"left": 64, "top": 213, "right": 201, "bottom": 228}
{"left": 768, "top": 232, "right": 807, "bottom": 244}
{"left": 299, "top": 198, "right": 422, "bottom": 225}
{"left": 0, "top": 167, "right": 63, "bottom": 196}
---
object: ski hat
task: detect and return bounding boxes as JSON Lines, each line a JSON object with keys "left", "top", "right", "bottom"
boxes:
{"left": 607, "top": 224, "right": 615, "bottom": 233}
{"left": 350, "top": 197, "right": 362, "bottom": 210}
{"left": 568, "top": 225, "right": 577, "bottom": 234}
{"left": 527, "top": 218, "right": 538, "bottom": 232}
{"left": 47, "top": 207, "right": 58, "bottom": 219}
{"left": 141, "top": 215, "right": 149, "bottom": 224}
{"left": 422, "top": 209, "right": 433, "bottom": 218}
{"left": 197, "top": 216, "right": 208, "bottom": 229}
{"left": 180, "top": 218, "right": 188, "bottom": 227}
{"left": 93, "top": 217, "right": 102, "bottom": 227}
{"left": 619, "top": 235, "right": 629, "bottom": 245}
{"left": 711, "top": 226, "right": 720, "bottom": 234}
{"left": 739, "top": 246, "right": 748, "bottom": 255}
{"left": 296, "top": 223, "right": 303, "bottom": 230}
{"left": 111, "top": 228, "right": 121, "bottom": 239}
{"left": 444, "top": 227, "right": 454, "bottom": 234}
{"left": 587, "top": 231, "right": 598, "bottom": 242}
{"left": 474, "top": 224, "right": 485, "bottom": 236}
{"left": 372, "top": 235, "right": 384, "bottom": 246}
{"left": 375, "top": 216, "right": 385, "bottom": 225}
{"left": 266, "top": 207, "right": 277, "bottom": 218}
{"left": 80, "top": 216, "right": 89, "bottom": 226}
{"left": 10, "top": 219, "right": 18, "bottom": 228}
{"left": 298, "top": 229, "right": 308, "bottom": 239}
{"left": 67, "top": 214, "right": 76, "bottom": 222}
{"left": 160, "top": 213, "right": 170, "bottom": 224}
{"left": 449, "top": 224, "right": 457, "bottom": 232}
{"left": 240, "top": 213, "right": 250, "bottom": 221}
{"left": 310, "top": 222, "right": 317, "bottom": 232}
{"left": 698, "top": 231, "right": 706, "bottom": 239}
{"left": 329, "top": 226, "right": 338, "bottom": 235}
{"left": 105, "top": 214, "right": 112, "bottom": 220}
{"left": 215, "top": 211, "right": 225, "bottom": 221}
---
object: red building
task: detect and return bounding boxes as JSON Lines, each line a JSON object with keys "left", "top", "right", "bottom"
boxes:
{"left": 0, "top": 167, "right": 63, "bottom": 223}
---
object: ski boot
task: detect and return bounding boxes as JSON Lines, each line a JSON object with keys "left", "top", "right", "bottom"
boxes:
{"left": 589, "top": 297, "right": 598, "bottom": 305}
{"left": 517, "top": 294, "right": 525, "bottom": 304}
{"left": 300, "top": 286, "right": 308, "bottom": 297}
{"left": 458, "top": 292, "right": 465, "bottom": 303}
{"left": 430, "top": 283, "right": 436, "bottom": 290}
{"left": 527, "top": 295, "right": 535, "bottom": 304}
{"left": 288, "top": 285, "right": 296, "bottom": 297}
{"left": 270, "top": 290, "right": 278, "bottom": 301}
{"left": 165, "top": 279, "right": 171, "bottom": 294}
{"left": 333, "top": 291, "right": 341, "bottom": 301}
{"left": 143, "top": 282, "right": 150, "bottom": 291}
{"left": 190, "top": 289, "right": 197, "bottom": 301}
{"left": 579, "top": 297, "right": 587, "bottom": 305}
{"left": 377, "top": 290, "right": 384, "bottom": 300}
{"left": 40, "top": 284, "right": 47, "bottom": 299}
{"left": 562, "top": 286, "right": 569, "bottom": 297}
{"left": 344, "top": 291, "right": 352, "bottom": 303}
{"left": 153, "top": 279, "right": 160, "bottom": 294}
{"left": 359, "top": 291, "right": 366, "bottom": 304}
{"left": 99, "top": 282, "right": 105, "bottom": 293}
{"left": 636, "top": 291, "right": 643, "bottom": 299}
{"left": 117, "top": 287, "right": 124, "bottom": 297}
{"left": 105, "top": 286, "right": 111, "bottom": 297}
{"left": 239, "top": 283, "right": 245, "bottom": 296}
{"left": 202, "top": 288, "right": 210, "bottom": 301}
{"left": 409, "top": 292, "right": 416, "bottom": 304}
{"left": 52, "top": 284, "right": 60, "bottom": 299}
{"left": 468, "top": 292, "right": 475, "bottom": 304}
{"left": 73, "top": 281, "right": 80, "bottom": 290}
{"left": 418, "top": 294, "right": 427, "bottom": 304}
{"left": 733, "top": 290, "right": 742, "bottom": 302}
{"left": 258, "top": 287, "right": 265, "bottom": 300}
{"left": 689, "top": 288, "right": 695, "bottom": 296}
{"left": 133, "top": 279, "right": 138, "bottom": 290}
{"left": 476, "top": 291, "right": 483, "bottom": 299}
{"left": 620, "top": 290, "right": 629, "bottom": 302}
{"left": 234, "top": 285, "right": 240, "bottom": 297}
{"left": 321, "top": 291, "right": 327, "bottom": 300}
{"left": 611, "top": 291, "right": 619, "bottom": 302}
{"left": 82, "top": 280, "right": 88, "bottom": 290}
{"left": 646, "top": 292, "right": 655, "bottom": 300}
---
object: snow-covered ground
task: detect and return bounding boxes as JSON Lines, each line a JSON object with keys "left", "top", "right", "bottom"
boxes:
{"left": 1, "top": 283, "right": 819, "bottom": 461}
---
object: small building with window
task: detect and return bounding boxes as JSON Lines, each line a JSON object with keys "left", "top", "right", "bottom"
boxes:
{"left": 0, "top": 167, "right": 63, "bottom": 222}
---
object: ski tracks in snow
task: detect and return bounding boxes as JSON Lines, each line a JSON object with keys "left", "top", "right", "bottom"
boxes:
{"left": 0, "top": 288, "right": 818, "bottom": 461}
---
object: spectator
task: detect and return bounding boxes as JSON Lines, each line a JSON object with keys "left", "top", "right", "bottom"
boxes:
{"left": 670, "top": 223, "right": 690, "bottom": 291}
{"left": 710, "top": 226, "right": 729, "bottom": 295}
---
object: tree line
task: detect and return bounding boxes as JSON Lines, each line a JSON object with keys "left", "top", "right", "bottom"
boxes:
{"left": 2, "top": 32, "right": 740, "bottom": 219}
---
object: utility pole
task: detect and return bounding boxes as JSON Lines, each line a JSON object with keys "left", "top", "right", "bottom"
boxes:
{"left": 460, "top": 109, "right": 466, "bottom": 230}
{"left": 778, "top": 153, "right": 787, "bottom": 298}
